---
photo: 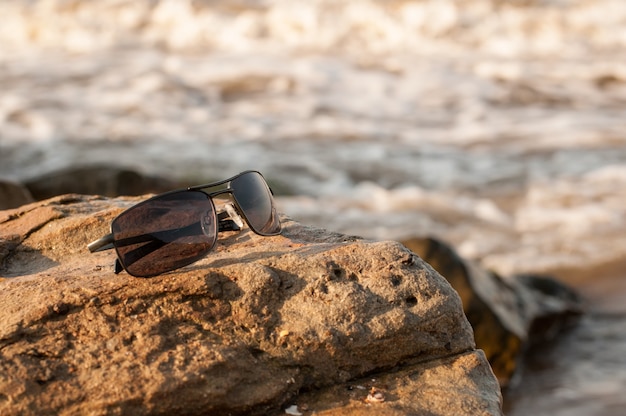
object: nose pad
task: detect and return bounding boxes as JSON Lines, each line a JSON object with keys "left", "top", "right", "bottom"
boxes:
{"left": 200, "top": 210, "right": 216, "bottom": 237}
{"left": 225, "top": 203, "right": 244, "bottom": 229}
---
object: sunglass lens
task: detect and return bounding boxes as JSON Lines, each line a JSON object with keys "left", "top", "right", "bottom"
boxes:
{"left": 111, "top": 191, "right": 217, "bottom": 277}
{"left": 230, "top": 172, "right": 281, "bottom": 235}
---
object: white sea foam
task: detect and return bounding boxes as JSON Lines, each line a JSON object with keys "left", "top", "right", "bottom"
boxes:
{"left": 0, "top": 0, "right": 624, "bottom": 280}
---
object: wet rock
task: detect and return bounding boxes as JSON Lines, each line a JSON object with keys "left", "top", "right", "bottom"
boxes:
{"left": 0, "top": 179, "right": 34, "bottom": 210}
{"left": 0, "top": 195, "right": 502, "bottom": 415}
{"left": 24, "top": 165, "right": 179, "bottom": 200}
{"left": 401, "top": 236, "right": 583, "bottom": 387}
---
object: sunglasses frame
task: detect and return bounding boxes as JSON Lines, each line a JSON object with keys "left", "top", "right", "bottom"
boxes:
{"left": 88, "top": 170, "right": 280, "bottom": 276}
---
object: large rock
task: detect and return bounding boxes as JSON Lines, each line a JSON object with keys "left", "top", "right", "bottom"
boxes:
{"left": 0, "top": 195, "right": 502, "bottom": 415}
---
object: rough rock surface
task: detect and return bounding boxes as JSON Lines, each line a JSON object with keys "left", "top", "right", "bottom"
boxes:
{"left": 0, "top": 195, "right": 502, "bottom": 415}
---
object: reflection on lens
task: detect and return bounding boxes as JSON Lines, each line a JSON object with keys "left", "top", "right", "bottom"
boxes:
{"left": 111, "top": 191, "right": 217, "bottom": 277}
{"left": 230, "top": 171, "right": 281, "bottom": 235}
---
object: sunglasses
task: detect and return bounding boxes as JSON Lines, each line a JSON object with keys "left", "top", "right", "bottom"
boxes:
{"left": 88, "top": 170, "right": 281, "bottom": 277}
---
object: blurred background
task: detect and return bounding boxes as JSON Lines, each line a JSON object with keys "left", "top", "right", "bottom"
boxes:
{"left": 1, "top": 1, "right": 625, "bottom": 414}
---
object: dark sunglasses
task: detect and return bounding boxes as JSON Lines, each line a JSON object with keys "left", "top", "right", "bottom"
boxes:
{"left": 88, "top": 170, "right": 281, "bottom": 277}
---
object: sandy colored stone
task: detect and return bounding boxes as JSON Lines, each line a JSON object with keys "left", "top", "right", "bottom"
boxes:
{"left": 0, "top": 195, "right": 502, "bottom": 415}
{"left": 275, "top": 350, "right": 502, "bottom": 416}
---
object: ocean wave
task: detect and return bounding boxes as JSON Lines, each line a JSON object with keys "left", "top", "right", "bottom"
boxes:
{"left": 1, "top": 0, "right": 625, "bottom": 57}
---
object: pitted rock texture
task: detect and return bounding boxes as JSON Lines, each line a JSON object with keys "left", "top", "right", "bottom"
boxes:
{"left": 0, "top": 195, "right": 502, "bottom": 415}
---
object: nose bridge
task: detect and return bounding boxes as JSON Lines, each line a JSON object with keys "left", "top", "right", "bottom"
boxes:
{"left": 206, "top": 187, "right": 233, "bottom": 198}
{"left": 206, "top": 188, "right": 240, "bottom": 216}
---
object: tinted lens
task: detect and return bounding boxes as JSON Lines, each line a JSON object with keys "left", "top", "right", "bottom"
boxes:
{"left": 111, "top": 191, "right": 217, "bottom": 277}
{"left": 230, "top": 171, "right": 281, "bottom": 235}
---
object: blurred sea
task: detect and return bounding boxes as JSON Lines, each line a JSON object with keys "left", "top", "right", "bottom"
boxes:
{"left": 1, "top": 1, "right": 625, "bottom": 414}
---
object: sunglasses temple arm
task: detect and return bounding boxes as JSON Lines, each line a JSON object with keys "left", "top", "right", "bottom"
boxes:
{"left": 88, "top": 218, "right": 240, "bottom": 253}
{"left": 87, "top": 233, "right": 115, "bottom": 252}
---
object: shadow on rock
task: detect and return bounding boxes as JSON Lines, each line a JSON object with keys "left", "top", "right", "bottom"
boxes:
{"left": 0, "top": 240, "right": 59, "bottom": 277}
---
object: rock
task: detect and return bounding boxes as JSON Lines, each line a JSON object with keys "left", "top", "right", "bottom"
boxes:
{"left": 0, "top": 195, "right": 502, "bottom": 415}
{"left": 271, "top": 349, "right": 502, "bottom": 416}
{"left": 0, "top": 179, "right": 34, "bottom": 210}
{"left": 401, "top": 236, "right": 582, "bottom": 387}
{"left": 24, "top": 165, "right": 180, "bottom": 201}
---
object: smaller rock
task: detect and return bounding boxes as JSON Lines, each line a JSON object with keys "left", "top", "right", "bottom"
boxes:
{"left": 0, "top": 179, "right": 34, "bottom": 210}
{"left": 24, "top": 165, "right": 180, "bottom": 200}
{"left": 365, "top": 387, "right": 385, "bottom": 404}
{"left": 401, "top": 236, "right": 583, "bottom": 387}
